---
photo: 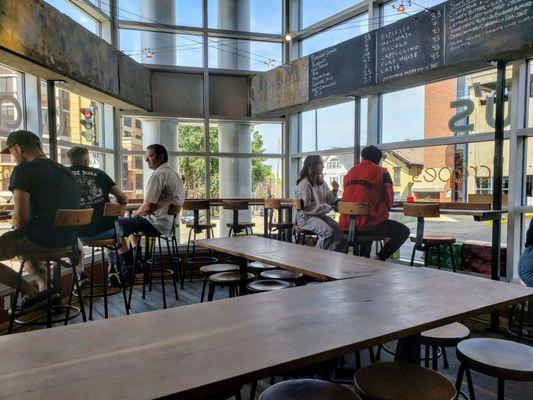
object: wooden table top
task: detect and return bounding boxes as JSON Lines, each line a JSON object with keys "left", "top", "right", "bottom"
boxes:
{"left": 390, "top": 207, "right": 507, "bottom": 221}
{"left": 0, "top": 267, "right": 530, "bottom": 400}
{"left": 196, "top": 236, "right": 404, "bottom": 281}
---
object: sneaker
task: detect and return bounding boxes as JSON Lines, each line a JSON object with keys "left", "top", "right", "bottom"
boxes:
{"left": 10, "top": 290, "right": 61, "bottom": 317}
{"left": 78, "top": 276, "right": 91, "bottom": 290}
{"left": 108, "top": 272, "right": 122, "bottom": 288}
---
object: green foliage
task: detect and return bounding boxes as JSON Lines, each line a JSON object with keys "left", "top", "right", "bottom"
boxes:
{"left": 178, "top": 125, "right": 276, "bottom": 197}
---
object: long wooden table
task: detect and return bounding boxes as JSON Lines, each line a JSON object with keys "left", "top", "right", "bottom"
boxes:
{"left": 196, "top": 235, "right": 404, "bottom": 281}
{"left": 0, "top": 267, "right": 531, "bottom": 400}
{"left": 390, "top": 206, "right": 507, "bottom": 222}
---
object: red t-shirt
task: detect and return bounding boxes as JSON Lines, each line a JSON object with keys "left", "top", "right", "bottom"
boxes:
{"left": 339, "top": 160, "right": 394, "bottom": 232}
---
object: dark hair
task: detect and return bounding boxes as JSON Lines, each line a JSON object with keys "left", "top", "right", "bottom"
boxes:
{"left": 296, "top": 155, "right": 323, "bottom": 186}
{"left": 147, "top": 144, "right": 168, "bottom": 163}
{"left": 67, "top": 146, "right": 89, "bottom": 166}
{"left": 361, "top": 145, "right": 383, "bottom": 164}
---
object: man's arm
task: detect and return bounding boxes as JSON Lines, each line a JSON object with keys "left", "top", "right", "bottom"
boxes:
{"left": 382, "top": 171, "right": 394, "bottom": 210}
{"left": 109, "top": 184, "right": 128, "bottom": 205}
{"left": 12, "top": 189, "right": 31, "bottom": 230}
{"left": 132, "top": 201, "right": 156, "bottom": 217}
{"left": 133, "top": 173, "right": 161, "bottom": 217}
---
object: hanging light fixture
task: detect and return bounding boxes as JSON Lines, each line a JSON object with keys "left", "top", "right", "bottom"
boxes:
{"left": 392, "top": 0, "right": 411, "bottom": 14}
{"left": 284, "top": 32, "right": 292, "bottom": 42}
{"left": 144, "top": 48, "right": 153, "bottom": 58}
{"left": 265, "top": 59, "right": 274, "bottom": 68}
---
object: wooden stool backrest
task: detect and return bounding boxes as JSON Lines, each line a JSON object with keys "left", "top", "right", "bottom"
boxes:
{"left": 168, "top": 204, "right": 182, "bottom": 216}
{"left": 222, "top": 200, "right": 249, "bottom": 210}
{"left": 128, "top": 198, "right": 144, "bottom": 204}
{"left": 294, "top": 199, "right": 304, "bottom": 211}
{"left": 183, "top": 200, "right": 210, "bottom": 211}
{"left": 103, "top": 203, "right": 127, "bottom": 217}
{"left": 338, "top": 202, "right": 368, "bottom": 216}
{"left": 403, "top": 203, "right": 440, "bottom": 218}
{"left": 264, "top": 198, "right": 281, "bottom": 210}
{"left": 54, "top": 209, "right": 94, "bottom": 227}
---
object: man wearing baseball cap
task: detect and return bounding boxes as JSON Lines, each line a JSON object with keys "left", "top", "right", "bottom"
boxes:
{"left": 0, "top": 130, "right": 80, "bottom": 315}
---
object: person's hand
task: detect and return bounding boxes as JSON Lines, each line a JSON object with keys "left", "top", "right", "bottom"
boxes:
{"left": 331, "top": 180, "right": 339, "bottom": 191}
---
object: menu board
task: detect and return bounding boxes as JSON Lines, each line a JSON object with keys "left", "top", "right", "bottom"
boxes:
{"left": 309, "top": 32, "right": 375, "bottom": 101}
{"left": 305, "top": 0, "right": 533, "bottom": 102}
{"left": 446, "top": 0, "right": 533, "bottom": 63}
{"left": 377, "top": 3, "right": 445, "bottom": 83}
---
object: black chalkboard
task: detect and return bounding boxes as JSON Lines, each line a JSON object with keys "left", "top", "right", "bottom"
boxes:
{"left": 376, "top": 3, "right": 445, "bottom": 83}
{"left": 308, "top": 32, "right": 376, "bottom": 101}
{"left": 445, "top": 0, "right": 533, "bottom": 64}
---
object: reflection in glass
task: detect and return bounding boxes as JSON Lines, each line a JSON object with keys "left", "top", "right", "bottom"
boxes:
{"left": 0, "top": 65, "right": 24, "bottom": 134}
{"left": 301, "top": 0, "right": 364, "bottom": 28}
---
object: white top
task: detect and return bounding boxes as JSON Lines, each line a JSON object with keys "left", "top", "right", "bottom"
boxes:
{"left": 143, "top": 163, "right": 185, "bottom": 236}
{"left": 295, "top": 177, "right": 337, "bottom": 216}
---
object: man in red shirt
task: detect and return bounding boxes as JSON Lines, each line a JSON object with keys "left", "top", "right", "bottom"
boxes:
{"left": 339, "top": 145, "right": 409, "bottom": 260}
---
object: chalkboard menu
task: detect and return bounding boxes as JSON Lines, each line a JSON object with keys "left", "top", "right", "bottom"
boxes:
{"left": 446, "top": 0, "right": 533, "bottom": 64}
{"left": 377, "top": 3, "right": 445, "bottom": 83}
{"left": 305, "top": 0, "right": 533, "bottom": 102}
{"left": 309, "top": 33, "right": 375, "bottom": 101}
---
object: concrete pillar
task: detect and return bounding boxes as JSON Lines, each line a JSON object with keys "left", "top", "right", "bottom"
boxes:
{"left": 216, "top": 0, "right": 252, "bottom": 234}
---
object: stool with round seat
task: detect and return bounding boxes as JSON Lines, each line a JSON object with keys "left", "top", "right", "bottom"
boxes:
{"left": 264, "top": 198, "right": 294, "bottom": 242}
{"left": 455, "top": 338, "right": 533, "bottom": 400}
{"left": 198, "top": 263, "right": 239, "bottom": 302}
{"left": 182, "top": 200, "right": 218, "bottom": 288}
{"left": 339, "top": 202, "right": 385, "bottom": 258}
{"left": 247, "top": 279, "right": 295, "bottom": 293}
{"left": 404, "top": 203, "right": 457, "bottom": 271}
{"left": 421, "top": 322, "right": 470, "bottom": 371}
{"left": 293, "top": 199, "right": 318, "bottom": 245}
{"left": 207, "top": 271, "right": 254, "bottom": 301}
{"left": 249, "top": 261, "right": 277, "bottom": 272}
{"left": 223, "top": 200, "right": 255, "bottom": 236}
{"left": 354, "top": 362, "right": 456, "bottom": 400}
{"left": 259, "top": 379, "right": 360, "bottom": 400}
{"left": 260, "top": 269, "right": 303, "bottom": 283}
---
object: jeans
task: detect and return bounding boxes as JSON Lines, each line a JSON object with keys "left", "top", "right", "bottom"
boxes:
{"left": 518, "top": 246, "right": 533, "bottom": 287}
{"left": 296, "top": 212, "right": 347, "bottom": 253}
{"left": 118, "top": 216, "right": 160, "bottom": 237}
{"left": 357, "top": 219, "right": 410, "bottom": 261}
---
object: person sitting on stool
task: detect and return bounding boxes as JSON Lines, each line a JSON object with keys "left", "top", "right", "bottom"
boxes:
{"left": 339, "top": 145, "right": 409, "bottom": 260}
{"left": 519, "top": 218, "right": 533, "bottom": 287}
{"left": 67, "top": 146, "right": 129, "bottom": 286}
{"left": 117, "top": 144, "right": 184, "bottom": 266}
{"left": 295, "top": 155, "right": 347, "bottom": 252}
{"left": 0, "top": 130, "right": 80, "bottom": 314}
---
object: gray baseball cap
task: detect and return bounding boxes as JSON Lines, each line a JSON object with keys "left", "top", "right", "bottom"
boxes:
{"left": 1, "top": 130, "right": 42, "bottom": 154}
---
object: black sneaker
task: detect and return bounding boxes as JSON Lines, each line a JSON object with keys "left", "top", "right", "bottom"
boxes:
{"left": 109, "top": 272, "right": 122, "bottom": 288}
{"left": 10, "top": 290, "right": 61, "bottom": 317}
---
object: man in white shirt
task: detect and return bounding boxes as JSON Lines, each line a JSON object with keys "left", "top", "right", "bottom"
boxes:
{"left": 117, "top": 144, "right": 184, "bottom": 266}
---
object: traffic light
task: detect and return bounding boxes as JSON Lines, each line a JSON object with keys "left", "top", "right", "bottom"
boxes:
{"left": 80, "top": 107, "right": 94, "bottom": 130}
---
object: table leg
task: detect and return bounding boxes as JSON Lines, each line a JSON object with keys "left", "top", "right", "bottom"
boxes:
{"left": 238, "top": 257, "right": 248, "bottom": 296}
{"left": 395, "top": 334, "right": 421, "bottom": 364}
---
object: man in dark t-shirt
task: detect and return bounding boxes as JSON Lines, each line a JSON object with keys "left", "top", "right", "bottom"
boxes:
{"left": 0, "top": 130, "right": 80, "bottom": 312}
{"left": 67, "top": 146, "right": 128, "bottom": 238}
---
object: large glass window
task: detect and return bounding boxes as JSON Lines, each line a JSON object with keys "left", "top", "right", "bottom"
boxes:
{"left": 118, "top": 0, "right": 203, "bottom": 27}
{"left": 208, "top": 0, "right": 282, "bottom": 34}
{"left": 208, "top": 38, "right": 282, "bottom": 71}
{"left": 301, "top": 0, "right": 365, "bottom": 28}
{"left": 209, "top": 121, "right": 282, "bottom": 154}
{"left": 300, "top": 13, "right": 368, "bottom": 56}
{"left": 0, "top": 65, "right": 24, "bottom": 134}
{"left": 119, "top": 29, "right": 203, "bottom": 68}
{"left": 528, "top": 60, "right": 533, "bottom": 128}
{"left": 121, "top": 117, "right": 205, "bottom": 152}
{"left": 380, "top": 0, "right": 445, "bottom": 27}
{"left": 301, "top": 101, "right": 355, "bottom": 152}
{"left": 45, "top": 0, "right": 100, "bottom": 35}
{"left": 381, "top": 67, "right": 514, "bottom": 143}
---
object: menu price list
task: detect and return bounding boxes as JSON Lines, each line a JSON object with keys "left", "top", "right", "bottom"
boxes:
{"left": 377, "top": 3, "right": 445, "bottom": 83}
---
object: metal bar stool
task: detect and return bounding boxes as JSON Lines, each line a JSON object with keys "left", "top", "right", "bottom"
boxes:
{"left": 339, "top": 202, "right": 385, "bottom": 257}
{"left": 354, "top": 362, "right": 456, "bottom": 400}
{"left": 129, "top": 204, "right": 181, "bottom": 310}
{"left": 223, "top": 200, "right": 255, "bottom": 236}
{"left": 404, "top": 203, "right": 457, "bottom": 271}
{"left": 259, "top": 379, "right": 360, "bottom": 400}
{"left": 182, "top": 200, "right": 217, "bottom": 288}
{"left": 8, "top": 209, "right": 93, "bottom": 333}
{"left": 207, "top": 271, "right": 254, "bottom": 301}
{"left": 80, "top": 203, "right": 129, "bottom": 320}
{"left": 263, "top": 198, "right": 293, "bottom": 242}
{"left": 293, "top": 199, "right": 318, "bottom": 245}
{"left": 455, "top": 338, "right": 533, "bottom": 400}
{"left": 198, "top": 263, "right": 239, "bottom": 302}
